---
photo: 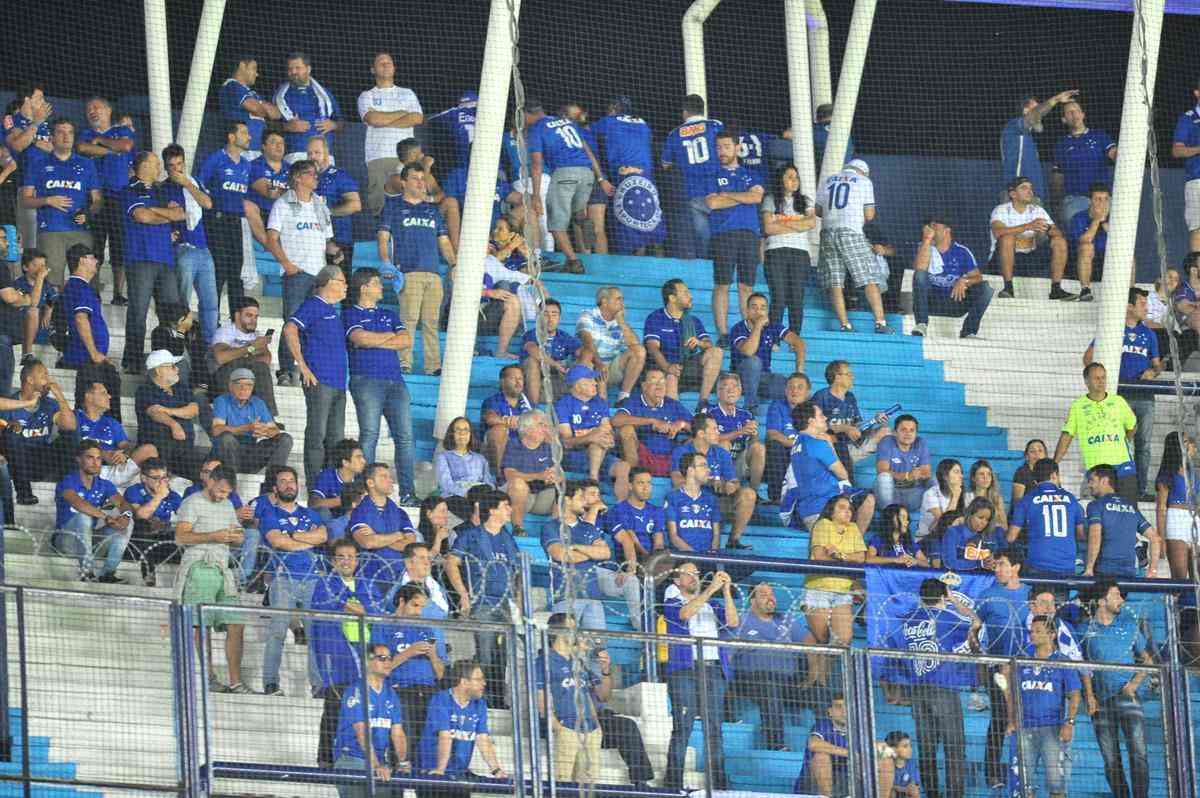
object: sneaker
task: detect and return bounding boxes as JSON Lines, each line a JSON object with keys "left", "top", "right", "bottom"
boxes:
{"left": 1078, "top": 287, "right": 1094, "bottom": 302}
{"left": 96, "top": 573, "right": 126, "bottom": 584}
{"left": 564, "top": 259, "right": 586, "bottom": 275}
{"left": 276, "top": 370, "right": 295, "bottom": 387}
{"left": 208, "top": 677, "right": 232, "bottom": 694}
{"left": 959, "top": 332, "right": 979, "bottom": 340}
{"left": 19, "top": 354, "right": 37, "bottom": 367}
{"left": 725, "top": 540, "right": 752, "bottom": 550}
{"left": 399, "top": 364, "right": 412, "bottom": 375}
{"left": 1049, "top": 286, "right": 1078, "bottom": 301}
{"left": 79, "top": 571, "right": 98, "bottom": 583}
{"left": 262, "top": 683, "right": 284, "bottom": 696}
{"left": 227, "top": 682, "right": 254, "bottom": 695}
{"left": 111, "top": 294, "right": 128, "bottom": 307}
{"left": 874, "top": 322, "right": 895, "bottom": 335}
{"left": 911, "top": 323, "right": 927, "bottom": 337}
{"left": 838, "top": 323, "right": 854, "bottom": 333}
{"left": 16, "top": 493, "right": 37, "bottom": 506}
{"left": 716, "top": 334, "right": 730, "bottom": 349}
{"left": 997, "top": 288, "right": 1015, "bottom": 299}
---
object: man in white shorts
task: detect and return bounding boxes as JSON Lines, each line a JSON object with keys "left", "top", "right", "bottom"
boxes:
{"left": 989, "top": 176, "right": 1072, "bottom": 301}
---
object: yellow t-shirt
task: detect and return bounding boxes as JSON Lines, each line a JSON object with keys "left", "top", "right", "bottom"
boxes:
{"left": 1062, "top": 393, "right": 1136, "bottom": 470}
{"left": 806, "top": 519, "right": 866, "bottom": 594}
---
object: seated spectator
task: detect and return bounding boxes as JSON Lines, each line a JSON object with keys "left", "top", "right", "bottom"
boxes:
{"left": 417, "top": 660, "right": 507, "bottom": 784}
{"left": 489, "top": 215, "right": 530, "bottom": 271}
{"left": 866, "top": 504, "right": 926, "bottom": 567}
{"left": 706, "top": 372, "right": 767, "bottom": 501}
{"left": 541, "top": 479, "right": 611, "bottom": 629}
{"left": 395, "top": 541, "right": 449, "bottom": 619}
{"left": 53, "top": 438, "right": 133, "bottom": 583}
{"left": 210, "top": 368, "right": 292, "bottom": 474}
{"left": 415, "top": 496, "right": 451, "bottom": 559}
{"left": 124, "top": 456, "right": 181, "bottom": 587}
{"left": 793, "top": 695, "right": 850, "bottom": 797}
{"left": 522, "top": 299, "right": 582, "bottom": 404}
{"left": 350, "top": 463, "right": 418, "bottom": 590}
{"left": 876, "top": 731, "right": 921, "bottom": 798}
{"left": 911, "top": 215, "right": 993, "bottom": 338}
{"left": 12, "top": 248, "right": 57, "bottom": 367}
{"left": 1085, "top": 464, "right": 1158, "bottom": 578}
{"left": 781, "top": 401, "right": 875, "bottom": 533}
{"left": 435, "top": 415, "right": 495, "bottom": 521}
{"left": 500, "top": 409, "right": 559, "bottom": 537}
{"left": 1065, "top": 184, "right": 1108, "bottom": 301}
{"left": 874, "top": 414, "right": 932, "bottom": 516}
{"left": 327, "top": 483, "right": 368, "bottom": 544}
{"left": 664, "top": 451, "right": 722, "bottom": 555}
{"left": 2, "top": 358, "right": 77, "bottom": 504}
{"left": 1007, "top": 458, "right": 1084, "bottom": 579}
{"left": 730, "top": 292, "right": 804, "bottom": 414}
{"left": 330, "top": 641, "right": 409, "bottom": 787}
{"left": 671, "top": 413, "right": 756, "bottom": 550}
{"left": 804, "top": 495, "right": 868, "bottom": 688}
{"left": 918, "top": 458, "right": 966, "bottom": 540}
{"left": 967, "top": 458, "right": 1009, "bottom": 528}
{"left": 555, "top": 365, "right": 631, "bottom": 500}
{"left": 0, "top": 247, "right": 48, "bottom": 392}
{"left": 208, "top": 296, "right": 279, "bottom": 416}
{"left": 1148, "top": 268, "right": 1198, "bottom": 371}
{"left": 812, "top": 359, "right": 889, "bottom": 482}
{"left": 535, "top": 613, "right": 604, "bottom": 784}
{"left": 174, "top": 463, "right": 250, "bottom": 693}
{"left": 1156, "top": 431, "right": 1198, "bottom": 581}
{"left": 183, "top": 457, "right": 261, "bottom": 588}
{"left": 612, "top": 368, "right": 691, "bottom": 477}
{"left": 765, "top": 372, "right": 810, "bottom": 503}
{"left": 62, "top": 245, "right": 123, "bottom": 422}
{"left": 1172, "top": 252, "right": 1200, "bottom": 337}
{"left": 260, "top": 466, "right": 327, "bottom": 696}
{"left": 922, "top": 511, "right": 964, "bottom": 569}
{"left": 1010, "top": 614, "right": 1082, "bottom": 798}
{"left": 480, "top": 364, "right": 533, "bottom": 472}
{"left": 309, "top": 438, "right": 366, "bottom": 522}
{"left": 605, "top": 466, "right": 665, "bottom": 599}
{"left": 939, "top": 496, "right": 1004, "bottom": 573}
{"left": 989, "top": 177, "right": 1071, "bottom": 300}
{"left": 575, "top": 285, "right": 648, "bottom": 403}
{"left": 135, "top": 350, "right": 209, "bottom": 481}
{"left": 476, "top": 254, "right": 525, "bottom": 361}
{"left": 643, "top": 278, "right": 723, "bottom": 407}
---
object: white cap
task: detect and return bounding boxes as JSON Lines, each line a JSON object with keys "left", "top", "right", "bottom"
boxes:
{"left": 145, "top": 350, "right": 184, "bottom": 371}
{"left": 847, "top": 158, "right": 870, "bottom": 176}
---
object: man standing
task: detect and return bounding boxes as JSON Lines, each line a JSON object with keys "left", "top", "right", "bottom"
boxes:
{"left": 77, "top": 96, "right": 134, "bottom": 305}
{"left": 575, "top": 285, "right": 647, "bottom": 404}
{"left": 1000, "top": 90, "right": 1078, "bottom": 200}
{"left": 536, "top": 613, "right": 604, "bottom": 784}
{"left": 1007, "top": 458, "right": 1085, "bottom": 580}
{"left": 358, "top": 52, "right": 423, "bottom": 217}
{"left": 1065, "top": 184, "right": 1108, "bottom": 302}
{"left": 590, "top": 96, "right": 665, "bottom": 256}
{"left": 219, "top": 57, "right": 281, "bottom": 158}
{"left": 5, "top": 83, "right": 53, "bottom": 250}
{"left": 990, "top": 176, "right": 1072, "bottom": 301}
{"left": 1010, "top": 615, "right": 1082, "bottom": 798}
{"left": 210, "top": 368, "right": 292, "bottom": 474}
{"left": 274, "top": 52, "right": 341, "bottom": 164}
{"left": 372, "top": 584, "right": 446, "bottom": 757}
{"left": 730, "top": 292, "right": 804, "bottom": 414}
{"left": 1052, "top": 100, "right": 1117, "bottom": 224}
{"left": 1172, "top": 81, "right": 1200, "bottom": 252}
{"left": 283, "top": 265, "right": 348, "bottom": 485}
{"left": 53, "top": 439, "right": 133, "bottom": 582}
{"left": 61, "top": 245, "right": 122, "bottom": 415}
{"left": 1084, "top": 464, "right": 1159, "bottom": 578}
{"left": 1054, "top": 362, "right": 1138, "bottom": 501}
{"left": 706, "top": 130, "right": 763, "bottom": 345}
{"left": 208, "top": 297, "right": 278, "bottom": 415}
{"left": 976, "top": 549, "right": 1030, "bottom": 790}
{"left": 661, "top": 94, "right": 723, "bottom": 259}
{"left": 198, "top": 122, "right": 251, "bottom": 310}
{"left": 643, "top": 278, "right": 724, "bottom": 406}
{"left": 376, "top": 164, "right": 456, "bottom": 376}
{"left": 307, "top": 137, "right": 361, "bottom": 272}
{"left": 161, "top": 144, "right": 218, "bottom": 344}
{"left": 911, "top": 216, "right": 993, "bottom": 338}
{"left": 874, "top": 414, "right": 932, "bottom": 516}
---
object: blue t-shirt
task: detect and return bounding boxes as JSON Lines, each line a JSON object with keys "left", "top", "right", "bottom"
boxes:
{"left": 77, "top": 125, "right": 136, "bottom": 193}
{"left": 925, "top": 242, "right": 978, "bottom": 293}
{"left": 122, "top": 181, "right": 175, "bottom": 266}
{"left": 604, "top": 499, "right": 665, "bottom": 553}
{"left": 874, "top": 435, "right": 931, "bottom": 478}
{"left": 212, "top": 394, "right": 273, "bottom": 442}
{"left": 13, "top": 274, "right": 56, "bottom": 309}
{"left": 614, "top": 392, "right": 691, "bottom": 456}
{"left": 865, "top": 533, "right": 921, "bottom": 560}
{"left": 520, "top": 328, "right": 580, "bottom": 363}
{"left": 289, "top": 295, "right": 347, "bottom": 389}
{"left": 370, "top": 623, "right": 448, "bottom": 688}
{"left": 273, "top": 80, "right": 341, "bottom": 155}
{"left": 662, "top": 117, "right": 724, "bottom": 199}
{"left": 74, "top": 410, "right": 128, "bottom": 451}
{"left": 729, "top": 319, "right": 787, "bottom": 373}
{"left": 23, "top": 152, "right": 98, "bottom": 232}
{"left": 704, "top": 403, "right": 755, "bottom": 456}
{"left": 891, "top": 757, "right": 922, "bottom": 795}
{"left": 526, "top": 115, "right": 592, "bottom": 172}
{"left": 343, "top": 304, "right": 406, "bottom": 384}
{"left": 766, "top": 400, "right": 797, "bottom": 442}
{"left": 219, "top": 78, "right": 268, "bottom": 151}
{"left": 812, "top": 121, "right": 856, "bottom": 167}
{"left": 1018, "top": 652, "right": 1082, "bottom": 728}
{"left": 1054, "top": 128, "right": 1116, "bottom": 195}
{"left": 1083, "top": 612, "right": 1148, "bottom": 701}
{"left": 248, "top": 157, "right": 288, "bottom": 214}
{"left": 536, "top": 649, "right": 600, "bottom": 731}
{"left": 939, "top": 523, "right": 1004, "bottom": 573}
{"left": 315, "top": 166, "right": 359, "bottom": 244}
{"left": 123, "top": 483, "right": 182, "bottom": 523}
{"left": 1174, "top": 107, "right": 1200, "bottom": 182}
{"left": 262, "top": 503, "right": 325, "bottom": 580}
{"left": 6, "top": 113, "right": 50, "bottom": 172}
{"left": 796, "top": 718, "right": 848, "bottom": 790}
{"left": 811, "top": 388, "right": 862, "bottom": 461}
{"left": 708, "top": 164, "right": 762, "bottom": 235}
{"left": 63, "top": 276, "right": 108, "bottom": 366}
{"left": 441, "top": 101, "right": 478, "bottom": 166}
{"left": 643, "top": 308, "right": 709, "bottom": 365}
{"left": 333, "top": 682, "right": 404, "bottom": 762}
{"left": 499, "top": 440, "right": 553, "bottom": 481}
{"left": 479, "top": 391, "right": 532, "bottom": 440}
{"left": 449, "top": 525, "right": 520, "bottom": 606}
{"left": 1118, "top": 322, "right": 1158, "bottom": 383}
{"left": 162, "top": 182, "right": 208, "bottom": 249}
{"left": 377, "top": 197, "right": 447, "bottom": 273}
{"left": 1011, "top": 482, "right": 1085, "bottom": 575}
{"left": 1000, "top": 115, "right": 1047, "bottom": 198}
{"left": 349, "top": 498, "right": 415, "bottom": 580}
{"left": 885, "top": 605, "right": 976, "bottom": 688}
{"left": 664, "top": 486, "right": 721, "bottom": 552}
{"left": 977, "top": 583, "right": 1032, "bottom": 656}
{"left": 670, "top": 442, "right": 735, "bottom": 482}
{"left": 591, "top": 113, "right": 654, "bottom": 175}
{"left": 1067, "top": 209, "right": 1107, "bottom": 254}
{"left": 311, "top": 467, "right": 348, "bottom": 505}
{"left": 1, "top": 395, "right": 59, "bottom": 449}
{"left": 1085, "top": 493, "right": 1150, "bottom": 577}
{"left": 554, "top": 393, "right": 610, "bottom": 435}
{"left": 541, "top": 518, "right": 607, "bottom": 600}
{"left": 417, "top": 689, "right": 489, "bottom": 775}
{"left": 733, "top": 611, "right": 808, "bottom": 674}
{"left": 781, "top": 434, "right": 842, "bottom": 524}
{"left": 54, "top": 471, "right": 118, "bottom": 529}
{"left": 1158, "top": 470, "right": 1196, "bottom": 506}
{"left": 197, "top": 148, "right": 249, "bottom": 216}
{"left": 736, "top": 130, "right": 775, "bottom": 186}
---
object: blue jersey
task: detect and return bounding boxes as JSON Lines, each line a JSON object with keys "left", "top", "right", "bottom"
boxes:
{"left": 811, "top": 388, "right": 862, "bottom": 460}
{"left": 662, "top": 117, "right": 723, "bottom": 199}
{"left": 730, "top": 319, "right": 787, "bottom": 374}
{"left": 315, "top": 166, "right": 358, "bottom": 244}
{"left": 123, "top": 483, "right": 182, "bottom": 523}
{"left": 1083, "top": 612, "right": 1148, "bottom": 701}
{"left": 526, "top": 115, "right": 592, "bottom": 172}
{"left": 977, "top": 583, "right": 1031, "bottom": 656}
{"left": 23, "top": 152, "right": 98, "bottom": 232}
{"left": 370, "top": 623, "right": 447, "bottom": 687}
{"left": 591, "top": 114, "right": 654, "bottom": 176}
{"left": 865, "top": 533, "right": 921, "bottom": 560}
{"left": 926, "top": 242, "right": 978, "bottom": 292}
{"left": 614, "top": 392, "right": 690, "bottom": 456}
{"left": 536, "top": 649, "right": 600, "bottom": 731}
{"left": 766, "top": 400, "right": 797, "bottom": 441}
{"left": 478, "top": 391, "right": 532, "bottom": 440}
{"left": 1000, "top": 115, "right": 1047, "bottom": 198}
{"left": 554, "top": 394, "right": 610, "bottom": 435}
{"left": 162, "top": 182, "right": 208, "bottom": 249}
{"left": 440, "top": 102, "right": 478, "bottom": 166}
{"left": 54, "top": 471, "right": 117, "bottom": 529}
{"left": 2, "top": 395, "right": 60, "bottom": 449}
{"left": 1067, "top": 209, "right": 1107, "bottom": 254}
{"left": 73, "top": 410, "right": 128, "bottom": 450}
{"left": 122, "top": 181, "right": 175, "bottom": 266}
{"left": 332, "top": 682, "right": 403, "bottom": 762}
{"left": 247, "top": 157, "right": 288, "bottom": 214}
{"left": 311, "top": 467, "right": 348, "bottom": 506}
{"left": 63, "top": 276, "right": 108, "bottom": 366}
{"left": 77, "top": 125, "right": 135, "bottom": 193}
{"left": 1158, "top": 470, "right": 1196, "bottom": 506}
{"left": 939, "top": 523, "right": 1003, "bottom": 573}
{"left": 891, "top": 757, "right": 922, "bottom": 795}
{"left": 197, "top": 148, "right": 249, "bottom": 216}
{"left": 219, "top": 78, "right": 267, "bottom": 151}
{"left": 885, "top": 605, "right": 976, "bottom": 688}
{"left": 736, "top": 130, "right": 775, "bottom": 185}
{"left": 664, "top": 486, "right": 721, "bottom": 552}
{"left": 5, "top": 113, "right": 50, "bottom": 171}
{"left": 262, "top": 503, "right": 325, "bottom": 580}
{"left": 378, "top": 197, "right": 447, "bottom": 274}
{"left": 1011, "top": 482, "right": 1085, "bottom": 575}
{"left": 1118, "top": 322, "right": 1158, "bottom": 383}
{"left": 289, "top": 295, "right": 347, "bottom": 389}
{"left": 670, "top": 442, "right": 735, "bottom": 482}
{"left": 541, "top": 518, "right": 607, "bottom": 600}
{"left": 418, "top": 689, "right": 489, "bottom": 775}
{"left": 704, "top": 403, "right": 755, "bottom": 456}
{"left": 796, "top": 718, "right": 848, "bottom": 790}
{"left": 349, "top": 498, "right": 415, "bottom": 581}
{"left": 343, "top": 304, "right": 406, "bottom": 383}
{"left": 604, "top": 499, "right": 665, "bottom": 553}
{"left": 781, "top": 434, "right": 843, "bottom": 525}
{"left": 1085, "top": 493, "right": 1150, "bottom": 576}
{"left": 1018, "top": 652, "right": 1081, "bottom": 728}
{"left": 1054, "top": 128, "right": 1115, "bottom": 195}
{"left": 12, "top": 274, "right": 56, "bottom": 309}
{"left": 520, "top": 328, "right": 580, "bottom": 363}
{"left": 1174, "top": 107, "right": 1200, "bottom": 182}
{"left": 733, "top": 611, "right": 807, "bottom": 674}
{"left": 708, "top": 164, "right": 761, "bottom": 235}
{"left": 449, "top": 525, "right": 520, "bottom": 606}
{"left": 274, "top": 80, "right": 340, "bottom": 155}
{"left": 643, "top": 308, "right": 710, "bottom": 364}
{"left": 875, "top": 435, "right": 930, "bottom": 476}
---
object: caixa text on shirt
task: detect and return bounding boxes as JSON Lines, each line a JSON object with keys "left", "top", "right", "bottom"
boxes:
{"left": 1085, "top": 434, "right": 1123, "bottom": 446}
{"left": 402, "top": 216, "right": 438, "bottom": 230}
{"left": 45, "top": 179, "right": 83, "bottom": 191}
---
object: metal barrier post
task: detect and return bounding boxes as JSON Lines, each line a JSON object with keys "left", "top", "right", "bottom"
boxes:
{"left": 693, "top": 640, "right": 714, "bottom": 798}
{"left": 506, "top": 628, "right": 527, "bottom": 798}
{"left": 1008, "top": 655, "right": 1031, "bottom": 797}
{"left": 519, "top": 554, "right": 543, "bottom": 798}
{"left": 1165, "top": 595, "right": 1197, "bottom": 798}
{"left": 540, "top": 628, "right": 556, "bottom": 798}
{"left": 14, "top": 588, "right": 28, "bottom": 798}
{"left": 355, "top": 615, "right": 376, "bottom": 798}
{"left": 853, "top": 649, "right": 877, "bottom": 798}
{"left": 0, "top": 532, "right": 10, "bottom": 763}
{"left": 169, "top": 603, "right": 199, "bottom": 796}
{"left": 642, "top": 572, "right": 657, "bottom": 683}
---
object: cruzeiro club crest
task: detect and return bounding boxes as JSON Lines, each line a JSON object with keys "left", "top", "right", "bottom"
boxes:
{"left": 614, "top": 174, "right": 662, "bottom": 233}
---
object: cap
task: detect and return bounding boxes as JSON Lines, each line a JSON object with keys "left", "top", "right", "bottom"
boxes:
{"left": 815, "top": 103, "right": 834, "bottom": 121}
{"left": 565, "top": 365, "right": 599, "bottom": 385}
{"left": 610, "top": 95, "right": 633, "bottom": 115}
{"left": 229, "top": 368, "right": 256, "bottom": 384}
{"left": 847, "top": 158, "right": 870, "bottom": 176}
{"left": 145, "top": 350, "right": 183, "bottom": 371}
{"left": 459, "top": 90, "right": 478, "bottom": 104}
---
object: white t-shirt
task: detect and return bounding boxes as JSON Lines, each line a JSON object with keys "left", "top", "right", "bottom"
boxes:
{"left": 816, "top": 169, "right": 874, "bottom": 233}
{"left": 917, "top": 484, "right": 952, "bottom": 540}
{"left": 988, "top": 201, "right": 1052, "bottom": 259}
{"left": 267, "top": 190, "right": 334, "bottom": 276}
{"left": 761, "top": 193, "right": 809, "bottom": 251}
{"left": 357, "top": 85, "right": 423, "bottom": 163}
{"left": 211, "top": 322, "right": 257, "bottom": 349}
{"left": 664, "top": 583, "right": 721, "bottom": 660}
{"left": 1147, "top": 289, "right": 1169, "bottom": 325}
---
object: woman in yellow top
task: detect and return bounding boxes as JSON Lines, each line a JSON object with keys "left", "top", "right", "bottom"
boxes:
{"left": 802, "top": 494, "right": 867, "bottom": 689}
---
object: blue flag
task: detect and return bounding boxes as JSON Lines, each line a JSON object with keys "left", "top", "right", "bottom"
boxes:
{"left": 1005, "top": 732, "right": 1023, "bottom": 797}
{"left": 612, "top": 173, "right": 666, "bottom": 253}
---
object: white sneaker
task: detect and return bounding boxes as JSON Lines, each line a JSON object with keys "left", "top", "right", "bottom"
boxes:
{"left": 911, "top": 323, "right": 927, "bottom": 337}
{"left": 966, "top": 691, "right": 989, "bottom": 711}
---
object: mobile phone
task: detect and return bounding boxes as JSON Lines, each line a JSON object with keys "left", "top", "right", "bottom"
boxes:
{"left": 265, "top": 328, "right": 275, "bottom": 338}
{"left": 424, "top": 636, "right": 437, "bottom": 644}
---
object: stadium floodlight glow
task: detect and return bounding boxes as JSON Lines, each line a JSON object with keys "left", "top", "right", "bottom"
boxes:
{"left": 682, "top": 0, "right": 723, "bottom": 104}
{"left": 805, "top": 0, "right": 832, "bottom": 109}
{"left": 143, "top": 0, "right": 173, "bottom": 156}
{"left": 177, "top": 0, "right": 227, "bottom": 167}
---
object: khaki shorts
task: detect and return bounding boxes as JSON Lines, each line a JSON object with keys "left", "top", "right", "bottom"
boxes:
{"left": 523, "top": 485, "right": 560, "bottom": 516}
{"left": 603, "top": 352, "right": 628, "bottom": 386}
{"left": 181, "top": 564, "right": 240, "bottom": 628}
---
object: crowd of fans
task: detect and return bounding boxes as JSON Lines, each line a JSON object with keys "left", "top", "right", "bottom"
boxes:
{"left": 0, "top": 55, "right": 1197, "bottom": 798}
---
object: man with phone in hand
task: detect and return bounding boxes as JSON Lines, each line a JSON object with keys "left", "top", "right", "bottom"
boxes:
{"left": 209, "top": 296, "right": 280, "bottom": 415}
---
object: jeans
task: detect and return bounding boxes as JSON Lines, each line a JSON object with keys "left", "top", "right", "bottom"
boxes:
{"left": 279, "top": 272, "right": 317, "bottom": 375}
{"left": 237, "top": 525, "right": 261, "bottom": 586}
{"left": 1093, "top": 695, "right": 1149, "bottom": 798}
{"left": 57, "top": 512, "right": 131, "bottom": 577}
{"left": 763, "top": 247, "right": 810, "bottom": 333}
{"left": 331, "top": 755, "right": 400, "bottom": 798}
{"left": 302, "top": 383, "right": 347, "bottom": 488}
{"left": 688, "top": 196, "right": 712, "bottom": 260}
{"left": 735, "top": 356, "right": 789, "bottom": 413}
{"left": 470, "top": 601, "right": 510, "bottom": 706}
{"left": 348, "top": 376, "right": 414, "bottom": 494}
{"left": 262, "top": 575, "right": 317, "bottom": 689}
{"left": 204, "top": 212, "right": 245, "bottom": 311}
{"left": 595, "top": 566, "right": 643, "bottom": 630}
{"left": 0, "top": 333, "right": 13, "bottom": 397}
{"left": 124, "top": 260, "right": 181, "bottom": 370}
{"left": 911, "top": 684, "right": 966, "bottom": 798}
{"left": 174, "top": 244, "right": 219, "bottom": 344}
{"left": 1124, "top": 395, "right": 1155, "bottom": 495}
{"left": 874, "top": 473, "right": 929, "bottom": 515}
{"left": 598, "top": 706, "right": 655, "bottom": 784}
{"left": 912, "top": 270, "right": 993, "bottom": 337}
{"left": 729, "top": 670, "right": 786, "bottom": 749}
{"left": 665, "top": 662, "right": 727, "bottom": 790}
{"left": 0, "top": 460, "right": 14, "bottom": 525}
{"left": 984, "top": 667, "right": 1010, "bottom": 787}
{"left": 551, "top": 597, "right": 606, "bottom": 631}
{"left": 211, "top": 432, "right": 294, "bottom": 474}
{"left": 1019, "top": 725, "right": 1073, "bottom": 795}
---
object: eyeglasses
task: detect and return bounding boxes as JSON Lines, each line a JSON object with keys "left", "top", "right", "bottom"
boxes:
{"left": 371, "top": 654, "right": 392, "bottom": 662}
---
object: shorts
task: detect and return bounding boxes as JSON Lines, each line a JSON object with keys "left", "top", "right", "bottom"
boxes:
{"left": 712, "top": 229, "right": 760, "bottom": 287}
{"left": 677, "top": 356, "right": 705, "bottom": 391}
{"left": 546, "top": 167, "right": 595, "bottom": 232}
{"left": 803, "top": 588, "right": 854, "bottom": 611}
{"left": 180, "top": 563, "right": 240, "bottom": 628}
{"left": 561, "top": 446, "right": 618, "bottom": 478}
{"left": 521, "top": 485, "right": 559, "bottom": 516}
{"left": 602, "top": 353, "right": 628, "bottom": 386}
{"left": 818, "top": 227, "right": 879, "bottom": 290}
{"left": 734, "top": 446, "right": 754, "bottom": 481}
{"left": 1187, "top": 179, "right": 1200, "bottom": 232}
{"left": 1166, "top": 506, "right": 1199, "bottom": 543}
{"left": 717, "top": 491, "right": 741, "bottom": 522}
{"left": 478, "top": 298, "right": 509, "bottom": 334}
{"left": 588, "top": 179, "right": 608, "bottom": 207}
{"left": 637, "top": 442, "right": 672, "bottom": 477}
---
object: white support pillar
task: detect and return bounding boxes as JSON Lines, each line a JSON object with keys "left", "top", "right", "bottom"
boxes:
{"left": 1093, "top": 0, "right": 1165, "bottom": 393}
{"left": 682, "top": 0, "right": 723, "bottom": 104}
{"left": 817, "top": 0, "right": 876, "bottom": 190}
{"left": 176, "top": 0, "right": 226, "bottom": 166}
{"left": 806, "top": 0, "right": 833, "bottom": 110}
{"left": 434, "top": 0, "right": 520, "bottom": 440}
{"left": 144, "top": 0, "right": 174, "bottom": 157}
{"left": 785, "top": 0, "right": 818, "bottom": 201}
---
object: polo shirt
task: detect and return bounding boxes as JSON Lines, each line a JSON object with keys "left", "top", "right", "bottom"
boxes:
{"left": 134, "top": 382, "right": 195, "bottom": 446}
{"left": 197, "top": 148, "right": 249, "bottom": 216}
{"left": 614, "top": 392, "right": 690, "bottom": 455}
{"left": 730, "top": 319, "right": 787, "bottom": 373}
{"left": 290, "top": 295, "right": 347, "bottom": 389}
{"left": 500, "top": 440, "right": 553, "bottom": 480}
{"left": 315, "top": 165, "right": 359, "bottom": 245}
{"left": 377, "top": 197, "right": 447, "bottom": 274}
{"left": 343, "top": 304, "right": 406, "bottom": 383}
{"left": 708, "top": 164, "right": 762, "bottom": 235}
{"left": 643, "top": 307, "right": 710, "bottom": 364}
{"left": 1083, "top": 612, "right": 1148, "bottom": 701}
{"left": 1054, "top": 128, "right": 1115, "bottom": 195}
{"left": 123, "top": 482, "right": 182, "bottom": 523}
{"left": 122, "top": 180, "right": 175, "bottom": 266}
{"left": 212, "top": 393, "right": 274, "bottom": 443}
{"left": 23, "top": 151, "right": 98, "bottom": 232}
{"left": 1085, "top": 493, "right": 1150, "bottom": 576}
{"left": 219, "top": 78, "right": 267, "bottom": 151}
{"left": 664, "top": 486, "right": 721, "bottom": 552}
{"left": 54, "top": 471, "right": 117, "bottom": 529}
{"left": 576, "top": 306, "right": 627, "bottom": 363}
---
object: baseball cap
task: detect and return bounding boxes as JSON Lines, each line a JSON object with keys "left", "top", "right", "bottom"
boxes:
{"left": 229, "top": 368, "right": 256, "bottom": 384}
{"left": 565, "top": 365, "right": 599, "bottom": 385}
{"left": 145, "top": 350, "right": 183, "bottom": 371}
{"left": 847, "top": 158, "right": 870, "bottom": 176}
